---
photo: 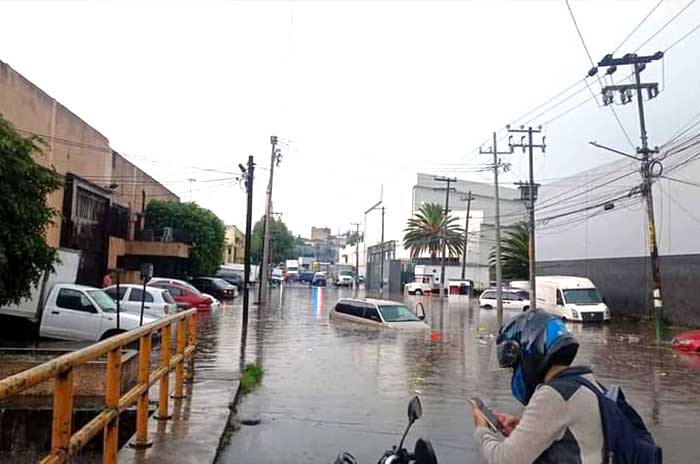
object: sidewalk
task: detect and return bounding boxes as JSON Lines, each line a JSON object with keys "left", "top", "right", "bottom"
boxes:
{"left": 118, "top": 307, "right": 242, "bottom": 464}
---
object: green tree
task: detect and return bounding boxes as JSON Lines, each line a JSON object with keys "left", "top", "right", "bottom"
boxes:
{"left": 403, "top": 203, "right": 464, "bottom": 260}
{"left": 489, "top": 222, "right": 529, "bottom": 280}
{"left": 145, "top": 201, "right": 225, "bottom": 276}
{"left": 346, "top": 230, "right": 363, "bottom": 247}
{"left": 250, "top": 216, "right": 296, "bottom": 265}
{"left": 0, "top": 115, "right": 62, "bottom": 306}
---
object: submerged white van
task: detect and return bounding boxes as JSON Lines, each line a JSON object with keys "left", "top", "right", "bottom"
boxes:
{"left": 330, "top": 298, "right": 430, "bottom": 330}
{"left": 536, "top": 276, "right": 610, "bottom": 322}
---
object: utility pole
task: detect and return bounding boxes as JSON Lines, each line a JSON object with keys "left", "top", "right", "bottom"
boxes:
{"left": 508, "top": 126, "right": 545, "bottom": 313}
{"left": 240, "top": 156, "right": 255, "bottom": 352}
{"left": 461, "top": 191, "right": 473, "bottom": 281}
{"left": 434, "top": 177, "right": 457, "bottom": 298}
{"left": 480, "top": 132, "right": 513, "bottom": 324}
{"left": 380, "top": 207, "right": 385, "bottom": 296}
{"left": 594, "top": 51, "right": 664, "bottom": 338}
{"left": 259, "top": 135, "right": 281, "bottom": 306}
{"left": 351, "top": 222, "right": 361, "bottom": 291}
{"left": 364, "top": 199, "right": 383, "bottom": 294}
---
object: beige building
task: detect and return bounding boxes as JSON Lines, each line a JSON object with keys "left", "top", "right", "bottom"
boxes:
{"left": 311, "top": 226, "right": 331, "bottom": 241}
{"left": 223, "top": 225, "right": 245, "bottom": 264}
{"left": 0, "top": 59, "right": 188, "bottom": 285}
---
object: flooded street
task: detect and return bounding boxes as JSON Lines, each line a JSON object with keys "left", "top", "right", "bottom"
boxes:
{"left": 209, "top": 287, "right": 700, "bottom": 464}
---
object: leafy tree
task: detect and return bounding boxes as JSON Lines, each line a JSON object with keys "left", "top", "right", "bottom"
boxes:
{"left": 0, "top": 115, "right": 61, "bottom": 306}
{"left": 403, "top": 203, "right": 464, "bottom": 260}
{"left": 346, "top": 230, "right": 363, "bottom": 247}
{"left": 250, "top": 216, "right": 296, "bottom": 265}
{"left": 145, "top": 201, "right": 225, "bottom": 276}
{"left": 489, "top": 222, "right": 529, "bottom": 280}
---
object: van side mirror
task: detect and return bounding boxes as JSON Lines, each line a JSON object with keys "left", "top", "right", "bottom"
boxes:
{"left": 602, "top": 296, "right": 607, "bottom": 304}
{"left": 408, "top": 396, "right": 422, "bottom": 422}
{"left": 415, "top": 302, "right": 426, "bottom": 320}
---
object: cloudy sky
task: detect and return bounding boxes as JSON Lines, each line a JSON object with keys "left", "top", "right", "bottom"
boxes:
{"left": 2, "top": 0, "right": 699, "bottom": 245}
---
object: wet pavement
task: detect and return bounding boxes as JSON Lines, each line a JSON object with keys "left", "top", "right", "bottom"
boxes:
{"left": 217, "top": 287, "right": 700, "bottom": 464}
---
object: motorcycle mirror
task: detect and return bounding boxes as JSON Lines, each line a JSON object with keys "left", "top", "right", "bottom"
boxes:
{"left": 415, "top": 302, "right": 426, "bottom": 321}
{"left": 408, "top": 396, "right": 422, "bottom": 422}
{"left": 414, "top": 438, "right": 438, "bottom": 464}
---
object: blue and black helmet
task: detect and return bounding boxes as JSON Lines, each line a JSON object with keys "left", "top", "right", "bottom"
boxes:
{"left": 496, "top": 310, "right": 579, "bottom": 405}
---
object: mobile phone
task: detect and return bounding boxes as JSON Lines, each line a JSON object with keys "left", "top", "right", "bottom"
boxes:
{"left": 468, "top": 397, "right": 501, "bottom": 433}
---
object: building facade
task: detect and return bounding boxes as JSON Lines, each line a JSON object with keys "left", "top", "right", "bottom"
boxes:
{"left": 0, "top": 59, "right": 188, "bottom": 285}
{"left": 536, "top": 155, "right": 700, "bottom": 326}
{"left": 412, "top": 173, "right": 526, "bottom": 288}
{"left": 311, "top": 226, "right": 331, "bottom": 241}
{"left": 223, "top": 225, "right": 245, "bottom": 264}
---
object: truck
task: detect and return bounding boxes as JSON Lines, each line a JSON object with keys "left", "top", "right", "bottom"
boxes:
{"left": 285, "top": 259, "right": 299, "bottom": 281}
{"left": 39, "top": 284, "right": 153, "bottom": 341}
{"left": 536, "top": 276, "right": 610, "bottom": 322}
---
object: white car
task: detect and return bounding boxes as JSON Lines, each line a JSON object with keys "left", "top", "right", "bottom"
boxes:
{"left": 104, "top": 284, "right": 178, "bottom": 319}
{"left": 334, "top": 273, "right": 354, "bottom": 287}
{"left": 149, "top": 277, "right": 220, "bottom": 309}
{"left": 479, "top": 289, "right": 531, "bottom": 312}
{"left": 405, "top": 281, "right": 432, "bottom": 295}
{"left": 330, "top": 298, "right": 429, "bottom": 330}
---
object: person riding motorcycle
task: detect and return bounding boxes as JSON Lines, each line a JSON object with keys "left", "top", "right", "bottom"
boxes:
{"left": 470, "top": 310, "right": 605, "bottom": 463}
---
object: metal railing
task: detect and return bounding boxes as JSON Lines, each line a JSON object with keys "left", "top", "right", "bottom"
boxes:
{"left": 0, "top": 309, "right": 198, "bottom": 464}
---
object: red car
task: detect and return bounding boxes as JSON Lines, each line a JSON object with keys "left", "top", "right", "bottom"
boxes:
{"left": 151, "top": 282, "right": 212, "bottom": 311}
{"left": 672, "top": 330, "right": 700, "bottom": 353}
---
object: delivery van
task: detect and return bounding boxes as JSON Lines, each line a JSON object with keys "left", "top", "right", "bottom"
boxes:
{"left": 536, "top": 276, "right": 610, "bottom": 322}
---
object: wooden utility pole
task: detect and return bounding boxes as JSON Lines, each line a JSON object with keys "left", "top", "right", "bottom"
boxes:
{"left": 480, "top": 133, "right": 512, "bottom": 324}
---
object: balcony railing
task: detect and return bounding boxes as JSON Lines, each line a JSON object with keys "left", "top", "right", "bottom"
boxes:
{"left": 136, "top": 227, "right": 192, "bottom": 244}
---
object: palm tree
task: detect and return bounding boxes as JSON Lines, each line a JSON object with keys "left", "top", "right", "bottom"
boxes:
{"left": 403, "top": 203, "right": 464, "bottom": 260}
{"left": 489, "top": 221, "right": 529, "bottom": 280}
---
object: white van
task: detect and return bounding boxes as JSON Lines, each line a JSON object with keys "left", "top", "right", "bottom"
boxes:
{"left": 330, "top": 298, "right": 430, "bottom": 330}
{"left": 536, "top": 276, "right": 610, "bottom": 322}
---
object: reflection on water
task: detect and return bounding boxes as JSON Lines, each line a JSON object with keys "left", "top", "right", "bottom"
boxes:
{"left": 205, "top": 289, "right": 699, "bottom": 464}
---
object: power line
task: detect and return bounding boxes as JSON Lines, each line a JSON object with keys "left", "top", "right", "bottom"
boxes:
{"left": 566, "top": 0, "right": 596, "bottom": 68}
{"left": 635, "top": 0, "right": 698, "bottom": 52}
{"left": 658, "top": 182, "right": 700, "bottom": 227}
{"left": 613, "top": 0, "right": 665, "bottom": 54}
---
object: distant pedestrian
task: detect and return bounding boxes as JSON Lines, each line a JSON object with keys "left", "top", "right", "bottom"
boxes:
{"left": 102, "top": 272, "right": 113, "bottom": 288}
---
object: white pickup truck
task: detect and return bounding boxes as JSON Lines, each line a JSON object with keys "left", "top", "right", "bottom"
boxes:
{"left": 405, "top": 281, "right": 433, "bottom": 295}
{"left": 36, "top": 283, "right": 155, "bottom": 342}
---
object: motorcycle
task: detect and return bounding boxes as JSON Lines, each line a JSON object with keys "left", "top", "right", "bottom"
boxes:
{"left": 334, "top": 396, "right": 438, "bottom": 464}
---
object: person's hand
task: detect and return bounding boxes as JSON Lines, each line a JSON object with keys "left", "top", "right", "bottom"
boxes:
{"left": 495, "top": 413, "right": 519, "bottom": 437}
{"left": 470, "top": 403, "right": 488, "bottom": 429}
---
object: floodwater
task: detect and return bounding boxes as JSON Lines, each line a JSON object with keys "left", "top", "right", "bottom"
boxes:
{"left": 213, "top": 287, "right": 700, "bottom": 464}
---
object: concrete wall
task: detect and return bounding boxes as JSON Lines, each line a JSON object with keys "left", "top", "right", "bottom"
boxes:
{"left": 0, "top": 59, "right": 111, "bottom": 247}
{"left": 538, "top": 254, "right": 700, "bottom": 327}
{"left": 223, "top": 225, "right": 244, "bottom": 264}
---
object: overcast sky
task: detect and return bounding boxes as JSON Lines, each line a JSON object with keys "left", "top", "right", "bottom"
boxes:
{"left": 2, "top": 0, "right": 699, "bottom": 246}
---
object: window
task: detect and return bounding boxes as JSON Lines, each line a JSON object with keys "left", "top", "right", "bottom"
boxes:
{"left": 129, "top": 288, "right": 154, "bottom": 303}
{"left": 104, "top": 287, "right": 127, "bottom": 300}
{"left": 335, "top": 302, "right": 364, "bottom": 318}
{"left": 481, "top": 291, "right": 495, "bottom": 299}
{"left": 87, "top": 290, "right": 117, "bottom": 313}
{"left": 164, "top": 286, "right": 182, "bottom": 297}
{"left": 56, "top": 289, "right": 96, "bottom": 313}
{"left": 162, "top": 291, "right": 176, "bottom": 304}
{"left": 562, "top": 288, "right": 601, "bottom": 305}
{"left": 379, "top": 305, "right": 419, "bottom": 322}
{"left": 364, "top": 305, "right": 382, "bottom": 322}
{"left": 556, "top": 290, "right": 564, "bottom": 306}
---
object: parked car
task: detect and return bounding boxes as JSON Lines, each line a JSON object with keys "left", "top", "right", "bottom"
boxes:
{"left": 536, "top": 276, "right": 610, "bottom": 322}
{"left": 150, "top": 282, "right": 212, "bottom": 310}
{"left": 299, "top": 271, "right": 315, "bottom": 285}
{"left": 311, "top": 273, "right": 327, "bottom": 287}
{"left": 104, "top": 284, "right": 182, "bottom": 319}
{"left": 30, "top": 284, "right": 155, "bottom": 342}
{"left": 405, "top": 281, "right": 432, "bottom": 295}
{"left": 334, "top": 272, "right": 354, "bottom": 287}
{"left": 672, "top": 330, "right": 700, "bottom": 353}
{"left": 330, "top": 298, "right": 429, "bottom": 330}
{"left": 190, "top": 277, "right": 238, "bottom": 300}
{"left": 149, "top": 277, "right": 219, "bottom": 309}
{"left": 479, "top": 289, "right": 530, "bottom": 312}
{"left": 215, "top": 270, "right": 244, "bottom": 290}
